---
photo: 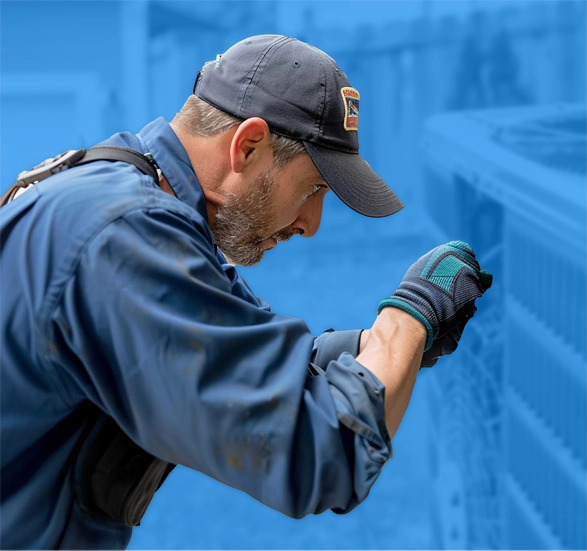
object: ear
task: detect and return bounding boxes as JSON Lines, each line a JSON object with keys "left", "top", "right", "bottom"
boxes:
{"left": 229, "top": 117, "right": 272, "bottom": 174}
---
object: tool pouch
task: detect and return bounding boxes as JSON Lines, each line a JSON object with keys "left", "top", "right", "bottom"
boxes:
{"left": 74, "top": 411, "right": 175, "bottom": 527}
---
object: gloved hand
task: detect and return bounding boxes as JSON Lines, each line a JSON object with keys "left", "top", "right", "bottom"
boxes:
{"left": 378, "top": 241, "right": 493, "bottom": 353}
{"left": 421, "top": 262, "right": 492, "bottom": 367}
{"left": 419, "top": 307, "right": 472, "bottom": 368}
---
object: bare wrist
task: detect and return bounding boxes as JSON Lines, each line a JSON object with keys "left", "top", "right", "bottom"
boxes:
{"left": 373, "top": 307, "right": 427, "bottom": 348}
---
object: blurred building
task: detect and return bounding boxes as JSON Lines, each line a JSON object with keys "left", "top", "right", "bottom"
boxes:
{"left": 0, "top": 1, "right": 278, "bottom": 192}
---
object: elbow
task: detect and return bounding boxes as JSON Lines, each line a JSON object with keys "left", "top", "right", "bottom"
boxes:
{"left": 281, "top": 421, "right": 358, "bottom": 519}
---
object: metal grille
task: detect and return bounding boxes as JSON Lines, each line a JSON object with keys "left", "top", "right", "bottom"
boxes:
{"left": 423, "top": 104, "right": 586, "bottom": 550}
{"left": 494, "top": 109, "right": 587, "bottom": 175}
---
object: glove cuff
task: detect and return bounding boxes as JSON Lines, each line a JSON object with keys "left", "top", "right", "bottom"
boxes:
{"left": 378, "top": 298, "right": 434, "bottom": 351}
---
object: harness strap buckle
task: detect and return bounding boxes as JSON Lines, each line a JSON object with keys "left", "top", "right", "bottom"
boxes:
{"left": 16, "top": 148, "right": 87, "bottom": 187}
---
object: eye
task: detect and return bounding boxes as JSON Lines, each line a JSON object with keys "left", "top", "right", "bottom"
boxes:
{"left": 311, "top": 184, "right": 328, "bottom": 195}
{"left": 303, "top": 184, "right": 328, "bottom": 201}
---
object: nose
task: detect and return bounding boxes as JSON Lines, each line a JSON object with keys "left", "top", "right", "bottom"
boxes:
{"left": 291, "top": 194, "right": 325, "bottom": 238}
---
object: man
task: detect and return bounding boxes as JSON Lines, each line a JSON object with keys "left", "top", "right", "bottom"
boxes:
{"left": 0, "top": 35, "right": 491, "bottom": 548}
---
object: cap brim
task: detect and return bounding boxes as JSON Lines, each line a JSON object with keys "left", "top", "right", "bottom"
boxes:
{"left": 304, "top": 142, "right": 403, "bottom": 218}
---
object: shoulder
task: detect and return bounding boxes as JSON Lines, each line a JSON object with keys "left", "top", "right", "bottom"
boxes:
{"left": 18, "top": 160, "right": 218, "bottom": 319}
{"left": 34, "top": 155, "right": 210, "bottom": 245}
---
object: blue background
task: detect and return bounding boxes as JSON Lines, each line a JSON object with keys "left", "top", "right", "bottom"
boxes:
{"left": 1, "top": 1, "right": 585, "bottom": 549}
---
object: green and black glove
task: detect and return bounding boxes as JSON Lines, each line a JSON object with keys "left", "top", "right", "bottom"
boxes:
{"left": 379, "top": 241, "right": 492, "bottom": 356}
{"left": 420, "top": 316, "right": 469, "bottom": 368}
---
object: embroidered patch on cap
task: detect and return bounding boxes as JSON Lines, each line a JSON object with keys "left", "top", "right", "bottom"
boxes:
{"left": 341, "top": 87, "right": 360, "bottom": 131}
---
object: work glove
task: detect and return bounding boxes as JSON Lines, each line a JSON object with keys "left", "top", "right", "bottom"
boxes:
{"left": 420, "top": 314, "right": 470, "bottom": 368}
{"left": 378, "top": 240, "right": 493, "bottom": 356}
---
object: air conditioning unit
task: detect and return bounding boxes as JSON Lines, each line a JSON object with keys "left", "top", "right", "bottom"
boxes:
{"left": 422, "top": 104, "right": 586, "bottom": 550}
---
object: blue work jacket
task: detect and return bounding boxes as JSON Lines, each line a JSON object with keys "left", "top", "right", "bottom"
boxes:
{"left": 0, "top": 118, "right": 391, "bottom": 549}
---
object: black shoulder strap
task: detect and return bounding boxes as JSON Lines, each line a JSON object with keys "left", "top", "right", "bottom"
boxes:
{"left": 75, "top": 146, "right": 159, "bottom": 182}
{"left": 1, "top": 146, "right": 159, "bottom": 208}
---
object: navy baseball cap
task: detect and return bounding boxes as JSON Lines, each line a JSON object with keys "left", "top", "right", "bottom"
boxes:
{"left": 193, "top": 35, "right": 403, "bottom": 218}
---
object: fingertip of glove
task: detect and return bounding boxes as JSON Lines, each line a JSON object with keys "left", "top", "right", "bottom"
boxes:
{"left": 479, "top": 269, "right": 493, "bottom": 291}
{"left": 420, "top": 358, "right": 438, "bottom": 369}
{"left": 447, "top": 240, "right": 474, "bottom": 256}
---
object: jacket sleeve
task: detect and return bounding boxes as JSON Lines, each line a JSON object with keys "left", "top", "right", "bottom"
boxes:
{"left": 50, "top": 206, "right": 392, "bottom": 518}
{"left": 312, "top": 329, "right": 363, "bottom": 370}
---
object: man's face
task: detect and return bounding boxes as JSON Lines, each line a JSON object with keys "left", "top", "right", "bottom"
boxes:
{"left": 212, "top": 153, "right": 329, "bottom": 267}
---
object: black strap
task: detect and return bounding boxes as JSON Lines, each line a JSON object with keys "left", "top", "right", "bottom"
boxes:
{"left": 1, "top": 146, "right": 159, "bottom": 209}
{"left": 75, "top": 146, "right": 159, "bottom": 182}
{"left": 5, "top": 145, "right": 159, "bottom": 196}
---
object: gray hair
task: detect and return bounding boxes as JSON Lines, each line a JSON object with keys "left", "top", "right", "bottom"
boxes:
{"left": 172, "top": 95, "right": 306, "bottom": 170}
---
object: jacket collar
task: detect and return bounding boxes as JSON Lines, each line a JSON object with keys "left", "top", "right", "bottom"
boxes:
{"left": 137, "top": 117, "right": 209, "bottom": 224}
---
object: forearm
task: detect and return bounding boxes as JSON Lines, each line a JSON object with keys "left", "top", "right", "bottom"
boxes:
{"left": 355, "top": 308, "right": 426, "bottom": 439}
{"left": 359, "top": 328, "right": 369, "bottom": 353}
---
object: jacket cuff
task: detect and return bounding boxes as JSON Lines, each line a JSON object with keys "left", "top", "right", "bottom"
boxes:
{"left": 311, "top": 329, "right": 363, "bottom": 370}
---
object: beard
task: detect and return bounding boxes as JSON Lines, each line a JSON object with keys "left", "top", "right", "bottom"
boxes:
{"left": 211, "top": 170, "right": 293, "bottom": 267}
